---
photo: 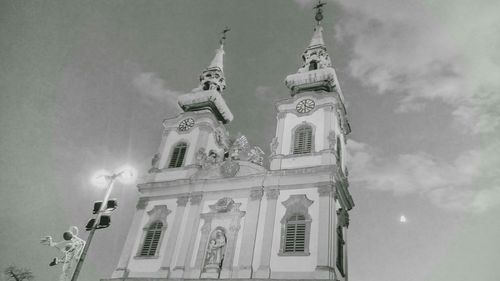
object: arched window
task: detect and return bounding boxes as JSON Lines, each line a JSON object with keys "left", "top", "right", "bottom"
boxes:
{"left": 279, "top": 194, "right": 313, "bottom": 256}
{"left": 293, "top": 125, "right": 313, "bottom": 154}
{"left": 284, "top": 214, "right": 307, "bottom": 253}
{"left": 168, "top": 142, "right": 187, "bottom": 168}
{"left": 309, "top": 60, "right": 318, "bottom": 70}
{"left": 140, "top": 221, "right": 163, "bottom": 257}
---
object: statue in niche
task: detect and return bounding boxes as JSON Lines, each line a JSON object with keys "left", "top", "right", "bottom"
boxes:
{"left": 204, "top": 229, "right": 226, "bottom": 272}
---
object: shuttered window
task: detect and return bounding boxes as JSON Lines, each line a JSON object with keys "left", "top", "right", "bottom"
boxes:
{"left": 293, "top": 126, "right": 313, "bottom": 154}
{"left": 140, "top": 221, "right": 163, "bottom": 257}
{"left": 284, "top": 214, "right": 307, "bottom": 253}
{"left": 168, "top": 142, "right": 187, "bottom": 168}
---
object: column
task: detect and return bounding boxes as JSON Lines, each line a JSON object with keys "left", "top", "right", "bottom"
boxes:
{"left": 255, "top": 188, "right": 279, "bottom": 278}
{"left": 236, "top": 188, "right": 263, "bottom": 278}
{"left": 315, "top": 185, "right": 336, "bottom": 279}
{"left": 111, "top": 197, "right": 149, "bottom": 278}
{"left": 182, "top": 192, "right": 204, "bottom": 278}
{"left": 171, "top": 192, "right": 203, "bottom": 277}
{"left": 159, "top": 195, "right": 189, "bottom": 277}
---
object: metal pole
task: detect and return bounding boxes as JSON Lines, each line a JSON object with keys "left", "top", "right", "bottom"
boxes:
{"left": 70, "top": 172, "right": 121, "bottom": 281}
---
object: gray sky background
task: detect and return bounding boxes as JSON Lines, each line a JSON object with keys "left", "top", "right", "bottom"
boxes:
{"left": 1, "top": 1, "right": 499, "bottom": 281}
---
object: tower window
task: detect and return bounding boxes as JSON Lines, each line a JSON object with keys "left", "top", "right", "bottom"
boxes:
{"left": 284, "top": 214, "right": 307, "bottom": 253}
{"left": 279, "top": 194, "right": 313, "bottom": 256}
{"left": 168, "top": 142, "right": 188, "bottom": 168}
{"left": 309, "top": 60, "right": 318, "bottom": 70}
{"left": 140, "top": 221, "right": 163, "bottom": 257}
{"left": 293, "top": 125, "right": 313, "bottom": 154}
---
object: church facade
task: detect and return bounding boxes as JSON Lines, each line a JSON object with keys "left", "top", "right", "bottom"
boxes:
{"left": 106, "top": 6, "right": 354, "bottom": 281}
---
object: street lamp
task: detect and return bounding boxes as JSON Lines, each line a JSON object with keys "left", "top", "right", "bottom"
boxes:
{"left": 70, "top": 166, "right": 137, "bottom": 281}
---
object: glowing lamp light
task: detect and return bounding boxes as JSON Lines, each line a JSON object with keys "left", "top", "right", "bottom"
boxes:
{"left": 116, "top": 165, "right": 137, "bottom": 184}
{"left": 400, "top": 215, "right": 407, "bottom": 223}
{"left": 91, "top": 169, "right": 111, "bottom": 188}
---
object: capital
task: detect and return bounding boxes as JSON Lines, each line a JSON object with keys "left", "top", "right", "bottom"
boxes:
{"left": 265, "top": 189, "right": 280, "bottom": 200}
{"left": 177, "top": 195, "right": 189, "bottom": 206}
{"left": 190, "top": 192, "right": 203, "bottom": 205}
{"left": 136, "top": 197, "right": 149, "bottom": 210}
{"left": 250, "top": 189, "right": 264, "bottom": 201}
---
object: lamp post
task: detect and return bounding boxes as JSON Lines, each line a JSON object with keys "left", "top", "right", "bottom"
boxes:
{"left": 70, "top": 167, "right": 136, "bottom": 281}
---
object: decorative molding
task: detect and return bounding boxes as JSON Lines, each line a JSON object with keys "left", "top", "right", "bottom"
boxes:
{"left": 208, "top": 197, "right": 241, "bottom": 213}
{"left": 266, "top": 188, "right": 280, "bottom": 200}
{"left": 146, "top": 205, "right": 172, "bottom": 224}
{"left": 220, "top": 160, "right": 240, "bottom": 177}
{"left": 136, "top": 197, "right": 149, "bottom": 210}
{"left": 318, "top": 185, "right": 333, "bottom": 196}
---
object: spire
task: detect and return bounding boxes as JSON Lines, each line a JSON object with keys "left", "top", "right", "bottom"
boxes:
{"left": 177, "top": 27, "right": 234, "bottom": 124}
{"left": 284, "top": 1, "right": 339, "bottom": 96}
{"left": 309, "top": 25, "right": 325, "bottom": 47}
{"left": 208, "top": 45, "right": 224, "bottom": 70}
{"left": 197, "top": 27, "right": 230, "bottom": 93}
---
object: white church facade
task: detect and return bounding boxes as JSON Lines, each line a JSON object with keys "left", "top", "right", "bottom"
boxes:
{"left": 105, "top": 5, "right": 354, "bottom": 281}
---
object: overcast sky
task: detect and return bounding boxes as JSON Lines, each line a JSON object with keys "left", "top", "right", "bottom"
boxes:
{"left": 1, "top": 1, "right": 499, "bottom": 281}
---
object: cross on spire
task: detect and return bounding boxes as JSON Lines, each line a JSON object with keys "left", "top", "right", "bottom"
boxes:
{"left": 313, "top": 0, "right": 326, "bottom": 24}
{"left": 219, "top": 26, "right": 231, "bottom": 46}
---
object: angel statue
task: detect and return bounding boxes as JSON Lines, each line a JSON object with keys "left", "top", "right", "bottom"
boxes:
{"left": 40, "top": 226, "right": 86, "bottom": 281}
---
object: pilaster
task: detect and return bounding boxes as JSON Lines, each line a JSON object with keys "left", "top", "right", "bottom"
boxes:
{"left": 182, "top": 192, "right": 204, "bottom": 278}
{"left": 236, "top": 188, "right": 263, "bottom": 278}
{"left": 315, "top": 185, "right": 337, "bottom": 279}
{"left": 111, "top": 197, "right": 149, "bottom": 279}
{"left": 171, "top": 192, "right": 203, "bottom": 278}
{"left": 159, "top": 195, "right": 189, "bottom": 277}
{"left": 254, "top": 188, "right": 279, "bottom": 278}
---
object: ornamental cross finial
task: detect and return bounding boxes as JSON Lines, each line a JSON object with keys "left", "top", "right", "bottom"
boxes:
{"left": 219, "top": 26, "right": 231, "bottom": 45}
{"left": 313, "top": 0, "right": 326, "bottom": 24}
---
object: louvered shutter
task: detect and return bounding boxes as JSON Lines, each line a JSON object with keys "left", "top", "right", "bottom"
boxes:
{"left": 140, "top": 221, "right": 163, "bottom": 256}
{"left": 284, "top": 214, "right": 307, "bottom": 253}
{"left": 293, "top": 126, "right": 312, "bottom": 154}
{"left": 168, "top": 143, "right": 187, "bottom": 168}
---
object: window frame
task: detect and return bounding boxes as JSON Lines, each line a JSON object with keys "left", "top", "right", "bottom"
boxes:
{"left": 291, "top": 123, "right": 315, "bottom": 155}
{"left": 139, "top": 220, "right": 165, "bottom": 257}
{"left": 135, "top": 205, "right": 171, "bottom": 259}
{"left": 278, "top": 194, "right": 314, "bottom": 256}
{"left": 168, "top": 142, "right": 188, "bottom": 168}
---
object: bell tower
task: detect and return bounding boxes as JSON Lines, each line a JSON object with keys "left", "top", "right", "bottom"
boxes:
{"left": 269, "top": 3, "right": 350, "bottom": 172}
{"left": 148, "top": 30, "right": 233, "bottom": 182}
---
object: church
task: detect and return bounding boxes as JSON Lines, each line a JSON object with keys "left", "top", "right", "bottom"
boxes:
{"left": 106, "top": 4, "right": 354, "bottom": 281}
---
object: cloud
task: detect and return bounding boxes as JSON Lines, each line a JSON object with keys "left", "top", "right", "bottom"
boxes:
{"left": 347, "top": 139, "right": 500, "bottom": 212}
{"left": 254, "top": 86, "right": 273, "bottom": 100}
{"left": 132, "top": 72, "right": 182, "bottom": 113}
{"left": 335, "top": 0, "right": 500, "bottom": 133}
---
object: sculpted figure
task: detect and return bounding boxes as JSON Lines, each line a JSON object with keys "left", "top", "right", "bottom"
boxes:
{"left": 205, "top": 229, "right": 226, "bottom": 268}
{"left": 40, "top": 226, "right": 85, "bottom": 281}
{"left": 248, "top": 146, "right": 264, "bottom": 165}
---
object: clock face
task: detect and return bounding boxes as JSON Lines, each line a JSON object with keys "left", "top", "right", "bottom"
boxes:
{"left": 178, "top": 118, "right": 195, "bottom": 131}
{"left": 296, "top": 99, "right": 315, "bottom": 113}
